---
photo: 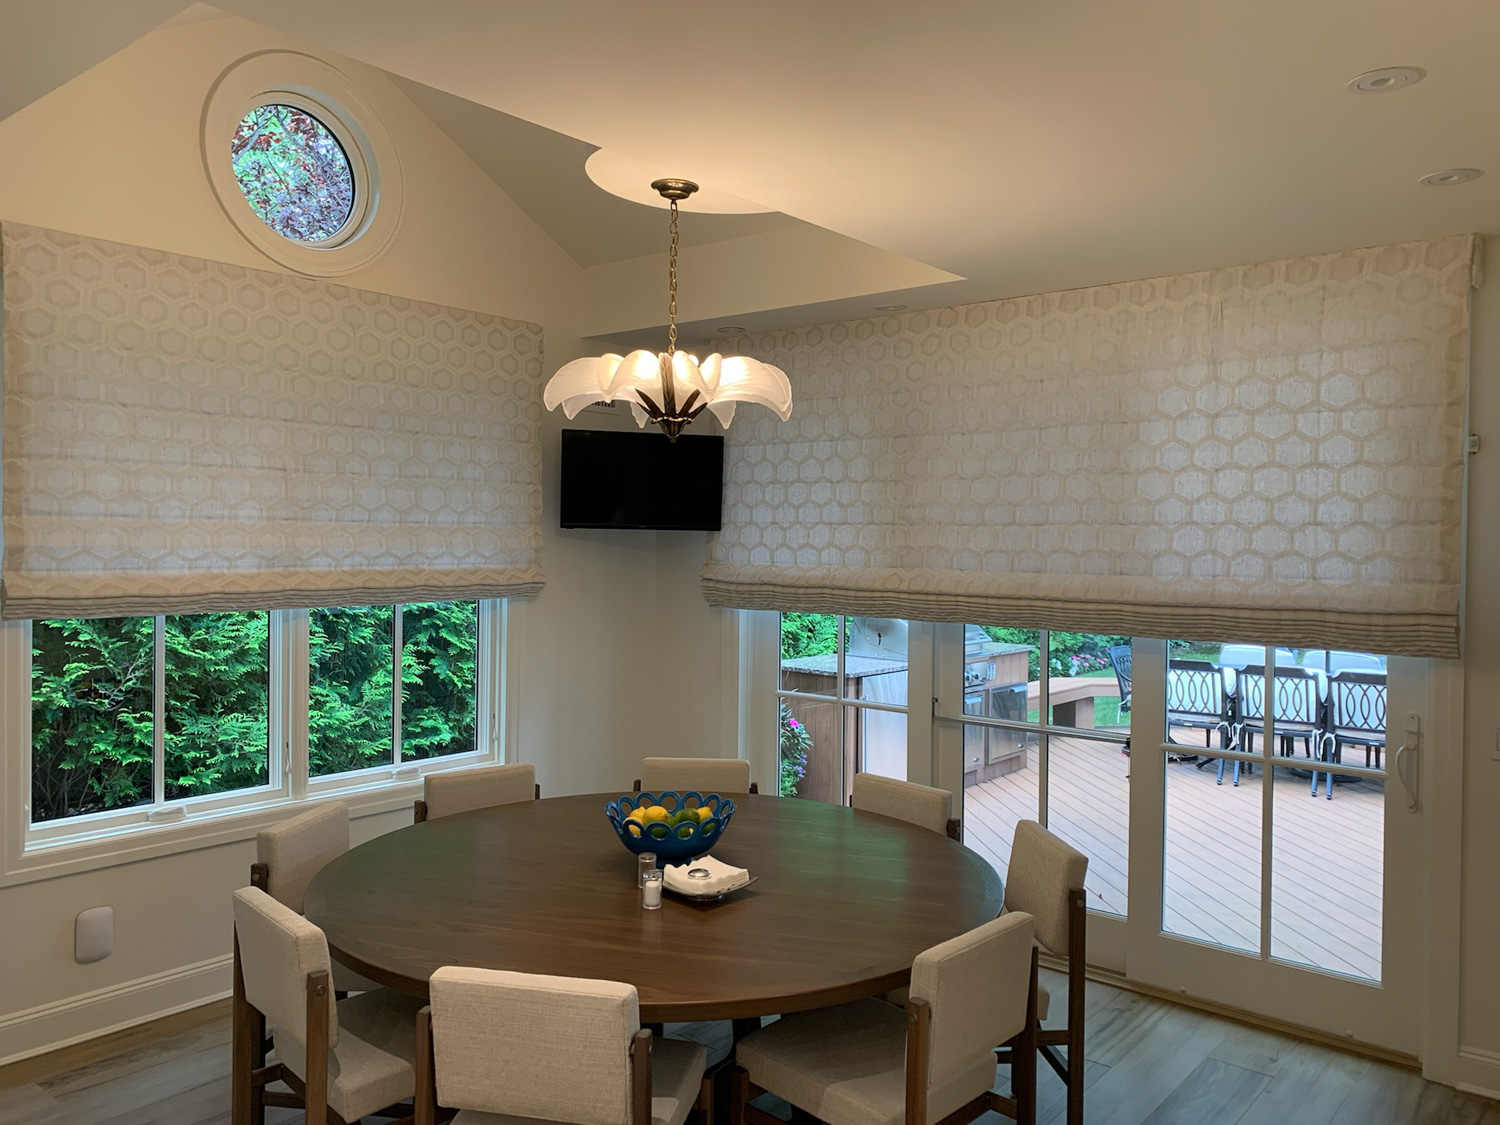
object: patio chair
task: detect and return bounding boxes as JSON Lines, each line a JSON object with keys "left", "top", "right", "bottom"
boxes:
{"left": 1108, "top": 645, "right": 1132, "bottom": 715}
{"left": 731, "top": 912, "right": 1036, "bottom": 1125}
{"left": 232, "top": 887, "right": 423, "bottom": 1125}
{"left": 1313, "top": 671, "right": 1388, "bottom": 800}
{"left": 1166, "top": 660, "right": 1236, "bottom": 783}
{"left": 1325, "top": 671, "right": 1387, "bottom": 769}
{"left": 1236, "top": 665, "right": 1324, "bottom": 787}
{"left": 415, "top": 967, "right": 711, "bottom": 1125}
{"left": 414, "top": 762, "right": 538, "bottom": 823}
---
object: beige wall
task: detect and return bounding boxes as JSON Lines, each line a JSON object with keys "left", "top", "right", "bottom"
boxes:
{"left": 0, "top": 14, "right": 730, "bottom": 1061}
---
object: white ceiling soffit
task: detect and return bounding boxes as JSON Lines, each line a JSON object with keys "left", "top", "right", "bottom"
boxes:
{"left": 202, "top": 0, "right": 1500, "bottom": 314}
{"left": 0, "top": 0, "right": 190, "bottom": 124}
{"left": 388, "top": 75, "right": 804, "bottom": 267}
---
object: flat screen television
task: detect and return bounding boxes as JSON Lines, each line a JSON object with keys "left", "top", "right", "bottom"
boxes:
{"left": 559, "top": 429, "right": 724, "bottom": 530}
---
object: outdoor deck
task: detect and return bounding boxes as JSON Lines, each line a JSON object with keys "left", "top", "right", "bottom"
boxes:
{"left": 962, "top": 733, "right": 1385, "bottom": 981}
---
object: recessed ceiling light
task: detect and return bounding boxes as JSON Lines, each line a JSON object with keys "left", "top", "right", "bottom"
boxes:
{"left": 1418, "top": 167, "right": 1484, "bottom": 187}
{"left": 874, "top": 303, "right": 908, "bottom": 312}
{"left": 1346, "top": 66, "right": 1426, "bottom": 94}
{"left": 715, "top": 325, "right": 748, "bottom": 335}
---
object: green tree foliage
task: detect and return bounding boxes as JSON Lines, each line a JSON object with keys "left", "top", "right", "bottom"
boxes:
{"left": 230, "top": 104, "right": 354, "bottom": 243}
{"left": 400, "top": 602, "right": 478, "bottom": 761}
{"left": 31, "top": 617, "right": 155, "bottom": 821}
{"left": 778, "top": 703, "right": 812, "bottom": 797}
{"left": 780, "top": 612, "right": 838, "bottom": 660}
{"left": 310, "top": 605, "right": 395, "bottom": 776}
{"left": 163, "top": 612, "right": 269, "bottom": 799}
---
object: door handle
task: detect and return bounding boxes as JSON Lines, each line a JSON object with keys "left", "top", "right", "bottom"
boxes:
{"left": 1393, "top": 711, "right": 1420, "bottom": 813}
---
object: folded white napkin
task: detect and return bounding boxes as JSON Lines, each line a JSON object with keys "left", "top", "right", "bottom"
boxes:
{"left": 663, "top": 854, "right": 750, "bottom": 897}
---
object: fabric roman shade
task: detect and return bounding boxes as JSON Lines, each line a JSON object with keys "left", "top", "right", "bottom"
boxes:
{"left": 1, "top": 223, "right": 545, "bottom": 619}
{"left": 703, "top": 236, "right": 1475, "bottom": 658}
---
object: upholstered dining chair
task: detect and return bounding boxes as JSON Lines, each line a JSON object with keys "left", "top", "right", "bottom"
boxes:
{"left": 414, "top": 762, "right": 538, "bottom": 823}
{"left": 850, "top": 772, "right": 961, "bottom": 840}
{"left": 849, "top": 770, "right": 966, "bottom": 1012}
{"left": 996, "top": 820, "right": 1088, "bottom": 1125}
{"left": 252, "top": 801, "right": 349, "bottom": 914}
{"left": 252, "top": 802, "right": 379, "bottom": 996}
{"left": 232, "top": 887, "right": 423, "bottom": 1125}
{"left": 635, "top": 756, "right": 757, "bottom": 795}
{"left": 414, "top": 966, "right": 712, "bottom": 1125}
{"left": 730, "top": 912, "right": 1037, "bottom": 1125}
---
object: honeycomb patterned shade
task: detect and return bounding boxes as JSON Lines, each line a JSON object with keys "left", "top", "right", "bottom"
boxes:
{"left": 703, "top": 236, "right": 1475, "bottom": 659}
{"left": 1, "top": 223, "right": 545, "bottom": 619}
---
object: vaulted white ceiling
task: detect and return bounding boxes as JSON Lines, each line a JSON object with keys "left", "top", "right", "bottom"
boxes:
{"left": 6, "top": 0, "right": 1500, "bottom": 338}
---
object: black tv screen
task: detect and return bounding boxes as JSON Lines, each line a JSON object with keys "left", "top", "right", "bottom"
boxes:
{"left": 559, "top": 429, "right": 724, "bottom": 530}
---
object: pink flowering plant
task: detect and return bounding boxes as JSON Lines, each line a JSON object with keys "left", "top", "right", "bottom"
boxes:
{"left": 779, "top": 703, "right": 812, "bottom": 797}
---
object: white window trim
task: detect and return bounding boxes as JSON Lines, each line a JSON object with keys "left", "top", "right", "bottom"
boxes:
{"left": 201, "top": 50, "right": 404, "bottom": 276}
{"left": 0, "top": 599, "right": 517, "bottom": 887}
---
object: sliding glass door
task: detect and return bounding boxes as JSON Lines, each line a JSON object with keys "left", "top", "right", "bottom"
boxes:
{"left": 1125, "top": 639, "right": 1426, "bottom": 1054}
{"left": 933, "top": 628, "right": 1427, "bottom": 1050}
{"left": 933, "top": 624, "right": 1131, "bottom": 971}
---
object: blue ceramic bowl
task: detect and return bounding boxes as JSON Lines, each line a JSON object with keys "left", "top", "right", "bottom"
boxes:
{"left": 605, "top": 791, "right": 736, "bottom": 865}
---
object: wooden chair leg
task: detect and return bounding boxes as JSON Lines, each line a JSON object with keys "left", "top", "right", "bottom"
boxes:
{"left": 414, "top": 1006, "right": 436, "bottom": 1125}
{"left": 232, "top": 937, "right": 254, "bottom": 1125}
{"left": 1013, "top": 948, "right": 1040, "bottom": 1125}
{"left": 629, "top": 1029, "right": 653, "bottom": 1125}
{"left": 729, "top": 1066, "right": 749, "bottom": 1125}
{"left": 1066, "top": 889, "right": 1087, "bottom": 1125}
{"left": 305, "top": 970, "right": 331, "bottom": 1125}
{"left": 697, "top": 1074, "right": 714, "bottom": 1125}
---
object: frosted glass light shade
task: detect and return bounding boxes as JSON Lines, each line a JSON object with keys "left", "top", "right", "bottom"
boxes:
{"left": 543, "top": 349, "right": 793, "bottom": 431}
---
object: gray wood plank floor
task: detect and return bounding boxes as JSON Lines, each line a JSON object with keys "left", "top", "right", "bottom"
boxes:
{"left": 1, "top": 970, "right": 1495, "bottom": 1125}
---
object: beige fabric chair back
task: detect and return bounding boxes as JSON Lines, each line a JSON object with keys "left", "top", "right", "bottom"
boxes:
{"left": 910, "top": 911, "right": 1034, "bottom": 1090}
{"left": 639, "top": 756, "right": 751, "bottom": 794}
{"left": 1005, "top": 819, "right": 1088, "bottom": 953}
{"left": 256, "top": 801, "right": 349, "bottom": 912}
{"left": 232, "top": 887, "right": 338, "bottom": 1051}
{"left": 423, "top": 762, "right": 536, "bottom": 820}
{"left": 428, "top": 966, "right": 638, "bottom": 1125}
{"left": 851, "top": 772, "right": 951, "bottom": 835}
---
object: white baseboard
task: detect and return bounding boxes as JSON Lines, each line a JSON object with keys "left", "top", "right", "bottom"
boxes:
{"left": 0, "top": 954, "right": 231, "bottom": 1067}
{"left": 1458, "top": 1081, "right": 1500, "bottom": 1102}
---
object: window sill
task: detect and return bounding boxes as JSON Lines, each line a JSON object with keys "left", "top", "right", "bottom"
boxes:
{"left": 4, "top": 757, "right": 488, "bottom": 888}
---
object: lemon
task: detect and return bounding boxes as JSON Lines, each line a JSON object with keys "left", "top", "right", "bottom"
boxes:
{"left": 694, "top": 806, "right": 714, "bottom": 822}
{"left": 624, "top": 815, "right": 644, "bottom": 837}
{"left": 641, "top": 805, "right": 669, "bottom": 824}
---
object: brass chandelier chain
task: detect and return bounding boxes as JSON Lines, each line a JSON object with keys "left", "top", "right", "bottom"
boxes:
{"left": 667, "top": 197, "right": 679, "bottom": 355}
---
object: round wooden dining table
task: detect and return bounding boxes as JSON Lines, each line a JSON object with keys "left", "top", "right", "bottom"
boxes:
{"left": 303, "top": 792, "right": 1004, "bottom": 1024}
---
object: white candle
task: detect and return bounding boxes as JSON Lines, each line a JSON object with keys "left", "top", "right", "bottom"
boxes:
{"left": 642, "top": 872, "right": 663, "bottom": 909}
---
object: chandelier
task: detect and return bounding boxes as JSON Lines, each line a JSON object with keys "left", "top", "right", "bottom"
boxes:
{"left": 543, "top": 178, "right": 793, "bottom": 440}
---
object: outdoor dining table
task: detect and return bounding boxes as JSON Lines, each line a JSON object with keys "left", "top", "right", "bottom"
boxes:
{"left": 302, "top": 792, "right": 1004, "bottom": 1024}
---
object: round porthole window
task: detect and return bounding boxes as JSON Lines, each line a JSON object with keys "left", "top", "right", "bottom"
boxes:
{"left": 203, "top": 52, "right": 403, "bottom": 276}
{"left": 231, "top": 104, "right": 356, "bottom": 243}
